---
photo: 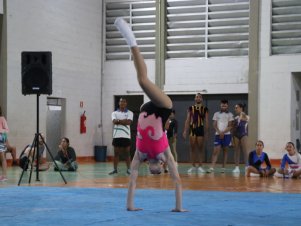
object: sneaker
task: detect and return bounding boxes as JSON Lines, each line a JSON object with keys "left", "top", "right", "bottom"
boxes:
{"left": 232, "top": 166, "right": 240, "bottom": 173}
{"left": 274, "top": 171, "right": 289, "bottom": 178}
{"left": 198, "top": 167, "right": 205, "bottom": 173}
{"left": 206, "top": 167, "right": 214, "bottom": 173}
{"left": 126, "top": 169, "right": 131, "bottom": 175}
{"left": 164, "top": 169, "right": 169, "bottom": 173}
{"left": 114, "top": 17, "right": 137, "bottom": 47}
{"left": 109, "top": 169, "right": 118, "bottom": 175}
{"left": 220, "top": 168, "right": 226, "bottom": 173}
{"left": 0, "top": 176, "right": 8, "bottom": 182}
{"left": 187, "top": 167, "right": 197, "bottom": 173}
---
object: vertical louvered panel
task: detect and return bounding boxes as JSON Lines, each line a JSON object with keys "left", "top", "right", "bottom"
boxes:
{"left": 105, "top": 0, "right": 156, "bottom": 60}
{"left": 271, "top": 0, "right": 301, "bottom": 55}
{"left": 166, "top": 0, "right": 249, "bottom": 58}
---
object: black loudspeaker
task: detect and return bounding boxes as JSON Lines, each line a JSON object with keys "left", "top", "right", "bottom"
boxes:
{"left": 21, "top": 51, "right": 52, "bottom": 95}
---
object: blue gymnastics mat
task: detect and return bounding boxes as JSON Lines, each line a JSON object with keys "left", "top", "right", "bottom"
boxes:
{"left": 0, "top": 187, "right": 300, "bottom": 226}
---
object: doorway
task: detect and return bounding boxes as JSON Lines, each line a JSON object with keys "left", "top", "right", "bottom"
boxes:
{"left": 46, "top": 97, "right": 65, "bottom": 161}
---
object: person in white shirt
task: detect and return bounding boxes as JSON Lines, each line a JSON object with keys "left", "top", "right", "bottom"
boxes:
{"left": 207, "top": 99, "right": 234, "bottom": 173}
{"left": 274, "top": 142, "right": 301, "bottom": 178}
{"left": 109, "top": 97, "right": 133, "bottom": 175}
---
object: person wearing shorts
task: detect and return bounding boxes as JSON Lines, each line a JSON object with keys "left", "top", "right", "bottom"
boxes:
{"left": 0, "top": 106, "right": 9, "bottom": 181}
{"left": 207, "top": 99, "right": 234, "bottom": 173}
{"left": 109, "top": 97, "right": 133, "bottom": 175}
{"left": 182, "top": 93, "right": 209, "bottom": 173}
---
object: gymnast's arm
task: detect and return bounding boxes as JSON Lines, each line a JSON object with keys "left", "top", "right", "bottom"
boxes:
{"left": 126, "top": 151, "right": 142, "bottom": 211}
{"left": 165, "top": 150, "right": 188, "bottom": 212}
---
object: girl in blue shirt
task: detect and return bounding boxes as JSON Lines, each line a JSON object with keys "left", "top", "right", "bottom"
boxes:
{"left": 246, "top": 140, "right": 276, "bottom": 177}
{"left": 275, "top": 142, "right": 301, "bottom": 178}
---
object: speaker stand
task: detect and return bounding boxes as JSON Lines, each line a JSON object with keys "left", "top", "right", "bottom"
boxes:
{"left": 18, "top": 94, "right": 67, "bottom": 185}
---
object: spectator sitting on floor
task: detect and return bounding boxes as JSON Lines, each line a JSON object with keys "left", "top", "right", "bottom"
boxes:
{"left": 274, "top": 142, "right": 301, "bottom": 179}
{"left": 19, "top": 134, "right": 50, "bottom": 171}
{"left": 246, "top": 140, "right": 276, "bottom": 177}
{"left": 54, "top": 137, "right": 78, "bottom": 171}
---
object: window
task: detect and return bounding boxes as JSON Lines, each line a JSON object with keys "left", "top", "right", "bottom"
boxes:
{"left": 271, "top": 0, "right": 301, "bottom": 55}
{"left": 105, "top": 0, "right": 250, "bottom": 60}
{"left": 105, "top": 0, "right": 156, "bottom": 60}
{"left": 166, "top": 0, "right": 249, "bottom": 58}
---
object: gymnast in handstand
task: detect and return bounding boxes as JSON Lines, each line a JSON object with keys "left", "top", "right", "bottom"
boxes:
{"left": 114, "top": 17, "right": 187, "bottom": 212}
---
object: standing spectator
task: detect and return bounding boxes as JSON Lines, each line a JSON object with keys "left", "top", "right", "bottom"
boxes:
{"left": 54, "top": 137, "right": 78, "bottom": 171}
{"left": 232, "top": 103, "right": 249, "bottom": 173}
{"left": 182, "top": 93, "right": 209, "bottom": 173}
{"left": 274, "top": 142, "right": 301, "bottom": 178}
{"left": 0, "top": 106, "right": 9, "bottom": 181}
{"left": 246, "top": 140, "right": 276, "bottom": 177}
{"left": 165, "top": 110, "right": 178, "bottom": 162}
{"left": 207, "top": 99, "right": 234, "bottom": 173}
{"left": 109, "top": 97, "right": 133, "bottom": 175}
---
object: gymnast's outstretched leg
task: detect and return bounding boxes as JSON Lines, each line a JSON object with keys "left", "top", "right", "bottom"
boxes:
{"left": 114, "top": 18, "right": 172, "bottom": 109}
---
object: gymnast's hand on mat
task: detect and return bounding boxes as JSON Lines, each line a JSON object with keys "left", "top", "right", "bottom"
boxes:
{"left": 172, "top": 208, "right": 188, "bottom": 212}
{"left": 127, "top": 207, "right": 143, "bottom": 211}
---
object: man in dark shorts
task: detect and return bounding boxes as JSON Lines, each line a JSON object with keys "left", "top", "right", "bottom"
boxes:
{"left": 109, "top": 98, "right": 133, "bottom": 175}
{"left": 183, "top": 93, "right": 209, "bottom": 173}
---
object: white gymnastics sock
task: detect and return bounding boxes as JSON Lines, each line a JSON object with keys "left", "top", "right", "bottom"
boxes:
{"left": 114, "top": 17, "right": 137, "bottom": 47}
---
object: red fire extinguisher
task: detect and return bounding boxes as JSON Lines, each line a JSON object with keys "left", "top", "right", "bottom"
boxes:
{"left": 80, "top": 111, "right": 86, "bottom": 134}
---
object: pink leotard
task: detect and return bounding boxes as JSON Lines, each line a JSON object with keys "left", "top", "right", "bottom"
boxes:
{"left": 136, "top": 102, "right": 171, "bottom": 160}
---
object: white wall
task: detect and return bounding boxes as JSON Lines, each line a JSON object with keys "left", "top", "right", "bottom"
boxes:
{"left": 5, "top": 0, "right": 102, "bottom": 157}
{"left": 258, "top": 0, "right": 301, "bottom": 158}
{"left": 165, "top": 58, "right": 249, "bottom": 94}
